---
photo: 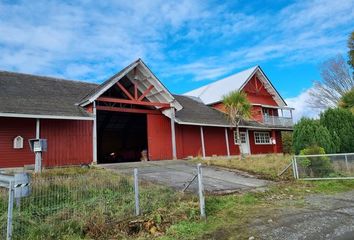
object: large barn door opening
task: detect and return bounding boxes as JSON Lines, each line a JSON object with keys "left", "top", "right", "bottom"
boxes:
{"left": 97, "top": 111, "right": 147, "bottom": 163}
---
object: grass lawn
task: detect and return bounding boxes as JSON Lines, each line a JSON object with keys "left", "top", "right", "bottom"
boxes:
{"left": 192, "top": 154, "right": 293, "bottom": 180}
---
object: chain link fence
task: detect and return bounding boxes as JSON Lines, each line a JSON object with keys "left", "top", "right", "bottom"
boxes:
{"left": 293, "top": 153, "right": 354, "bottom": 180}
{"left": 0, "top": 165, "right": 203, "bottom": 239}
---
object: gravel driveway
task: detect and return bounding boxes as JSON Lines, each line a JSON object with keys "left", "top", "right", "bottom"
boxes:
{"left": 100, "top": 160, "right": 269, "bottom": 193}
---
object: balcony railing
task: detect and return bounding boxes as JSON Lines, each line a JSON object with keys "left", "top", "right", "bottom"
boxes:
{"left": 263, "top": 115, "right": 293, "bottom": 127}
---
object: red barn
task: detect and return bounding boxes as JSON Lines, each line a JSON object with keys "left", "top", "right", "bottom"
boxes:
{"left": 0, "top": 59, "right": 293, "bottom": 168}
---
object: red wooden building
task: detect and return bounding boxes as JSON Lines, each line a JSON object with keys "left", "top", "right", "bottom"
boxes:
{"left": 0, "top": 59, "right": 293, "bottom": 168}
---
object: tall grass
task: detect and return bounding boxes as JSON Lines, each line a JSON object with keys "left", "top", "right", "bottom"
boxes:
{"left": 0, "top": 167, "right": 199, "bottom": 240}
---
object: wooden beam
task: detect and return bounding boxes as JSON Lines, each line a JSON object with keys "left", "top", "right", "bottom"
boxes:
{"left": 117, "top": 82, "right": 134, "bottom": 100}
{"left": 97, "top": 97, "right": 170, "bottom": 108}
{"left": 96, "top": 106, "right": 161, "bottom": 115}
{"left": 138, "top": 85, "right": 154, "bottom": 101}
{"left": 134, "top": 82, "right": 138, "bottom": 100}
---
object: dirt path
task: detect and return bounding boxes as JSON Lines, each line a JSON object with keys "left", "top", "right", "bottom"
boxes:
{"left": 252, "top": 190, "right": 354, "bottom": 240}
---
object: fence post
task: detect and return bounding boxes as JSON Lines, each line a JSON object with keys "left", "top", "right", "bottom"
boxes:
{"left": 345, "top": 154, "right": 349, "bottom": 172}
{"left": 292, "top": 157, "right": 296, "bottom": 179}
{"left": 197, "top": 163, "right": 206, "bottom": 218}
{"left": 294, "top": 156, "right": 299, "bottom": 179}
{"left": 7, "top": 181, "right": 14, "bottom": 240}
{"left": 134, "top": 168, "right": 140, "bottom": 216}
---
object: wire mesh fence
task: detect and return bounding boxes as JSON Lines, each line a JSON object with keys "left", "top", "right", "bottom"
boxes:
{"left": 0, "top": 166, "right": 203, "bottom": 239}
{"left": 294, "top": 153, "right": 354, "bottom": 180}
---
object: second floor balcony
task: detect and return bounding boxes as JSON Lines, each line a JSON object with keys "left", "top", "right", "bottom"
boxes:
{"left": 257, "top": 105, "right": 294, "bottom": 128}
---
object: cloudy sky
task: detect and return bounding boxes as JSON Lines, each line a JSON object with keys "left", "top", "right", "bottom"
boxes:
{"left": 0, "top": 0, "right": 353, "bottom": 121}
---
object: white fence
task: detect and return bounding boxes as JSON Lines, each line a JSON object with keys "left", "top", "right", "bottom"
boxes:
{"left": 293, "top": 153, "right": 354, "bottom": 180}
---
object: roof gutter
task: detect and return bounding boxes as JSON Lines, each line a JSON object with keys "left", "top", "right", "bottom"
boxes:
{"left": 0, "top": 112, "right": 94, "bottom": 121}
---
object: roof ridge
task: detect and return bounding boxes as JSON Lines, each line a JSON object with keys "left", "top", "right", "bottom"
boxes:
{"left": 0, "top": 70, "right": 99, "bottom": 86}
{"left": 185, "top": 65, "right": 258, "bottom": 95}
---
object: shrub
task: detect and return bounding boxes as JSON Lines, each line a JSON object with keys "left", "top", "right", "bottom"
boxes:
{"left": 320, "top": 108, "right": 354, "bottom": 153}
{"left": 293, "top": 118, "right": 335, "bottom": 154}
{"left": 281, "top": 131, "right": 293, "bottom": 154}
{"left": 299, "top": 146, "right": 332, "bottom": 177}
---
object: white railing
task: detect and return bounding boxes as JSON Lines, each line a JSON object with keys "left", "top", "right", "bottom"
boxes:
{"left": 263, "top": 115, "right": 293, "bottom": 127}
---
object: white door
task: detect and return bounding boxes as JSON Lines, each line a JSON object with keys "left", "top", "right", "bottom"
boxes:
{"left": 239, "top": 131, "right": 250, "bottom": 154}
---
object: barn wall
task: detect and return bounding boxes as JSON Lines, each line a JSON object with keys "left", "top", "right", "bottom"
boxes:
{"left": 41, "top": 119, "right": 93, "bottom": 167}
{"left": 0, "top": 117, "right": 36, "bottom": 168}
{"left": 249, "top": 130, "right": 282, "bottom": 154}
{"left": 243, "top": 75, "right": 278, "bottom": 106}
{"left": 176, "top": 124, "right": 202, "bottom": 158}
{"left": 227, "top": 128, "right": 241, "bottom": 155}
{"left": 203, "top": 126, "right": 228, "bottom": 156}
{"left": 147, "top": 114, "right": 172, "bottom": 160}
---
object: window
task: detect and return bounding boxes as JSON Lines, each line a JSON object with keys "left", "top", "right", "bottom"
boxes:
{"left": 234, "top": 131, "right": 247, "bottom": 144}
{"left": 13, "top": 136, "right": 24, "bottom": 149}
{"left": 254, "top": 132, "right": 271, "bottom": 144}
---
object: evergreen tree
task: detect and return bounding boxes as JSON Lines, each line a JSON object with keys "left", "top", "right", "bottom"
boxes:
{"left": 293, "top": 118, "right": 335, "bottom": 154}
{"left": 320, "top": 108, "right": 354, "bottom": 153}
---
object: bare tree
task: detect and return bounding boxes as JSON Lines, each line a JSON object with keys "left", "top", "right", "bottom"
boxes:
{"left": 309, "top": 55, "right": 354, "bottom": 109}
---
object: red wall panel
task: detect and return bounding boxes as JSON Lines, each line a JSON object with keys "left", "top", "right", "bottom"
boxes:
{"left": 0, "top": 117, "right": 36, "bottom": 168}
{"left": 203, "top": 126, "right": 228, "bottom": 156}
{"left": 243, "top": 76, "right": 278, "bottom": 106}
{"left": 176, "top": 124, "right": 202, "bottom": 158}
{"left": 249, "top": 130, "right": 283, "bottom": 154}
{"left": 41, "top": 119, "right": 93, "bottom": 167}
{"left": 147, "top": 114, "right": 172, "bottom": 160}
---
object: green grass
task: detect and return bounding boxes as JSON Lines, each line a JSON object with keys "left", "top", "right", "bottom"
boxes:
{"left": 193, "top": 154, "right": 293, "bottom": 180}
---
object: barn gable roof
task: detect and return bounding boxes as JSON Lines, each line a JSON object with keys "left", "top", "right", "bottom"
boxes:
{"left": 79, "top": 58, "right": 182, "bottom": 111}
{"left": 0, "top": 71, "right": 96, "bottom": 120}
{"left": 184, "top": 66, "right": 287, "bottom": 106}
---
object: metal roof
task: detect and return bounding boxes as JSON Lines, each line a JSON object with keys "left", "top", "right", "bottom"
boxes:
{"left": 184, "top": 65, "right": 287, "bottom": 106}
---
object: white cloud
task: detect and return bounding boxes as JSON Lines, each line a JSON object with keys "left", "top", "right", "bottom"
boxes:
{"left": 285, "top": 88, "right": 323, "bottom": 122}
{"left": 0, "top": 0, "right": 352, "bottom": 87}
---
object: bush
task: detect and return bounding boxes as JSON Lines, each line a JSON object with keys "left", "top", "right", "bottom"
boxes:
{"left": 320, "top": 108, "right": 354, "bottom": 153}
{"left": 299, "top": 146, "right": 332, "bottom": 177}
{"left": 293, "top": 118, "right": 335, "bottom": 154}
{"left": 281, "top": 131, "right": 293, "bottom": 154}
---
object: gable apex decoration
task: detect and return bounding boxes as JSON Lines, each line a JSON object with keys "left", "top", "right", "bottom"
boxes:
{"left": 78, "top": 59, "right": 182, "bottom": 111}
{"left": 184, "top": 65, "right": 287, "bottom": 107}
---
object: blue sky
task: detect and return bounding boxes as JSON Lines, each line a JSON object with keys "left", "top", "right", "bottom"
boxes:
{"left": 0, "top": 0, "right": 353, "bottom": 120}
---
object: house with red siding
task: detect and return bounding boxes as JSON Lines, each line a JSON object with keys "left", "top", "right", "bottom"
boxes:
{"left": 0, "top": 59, "right": 293, "bottom": 168}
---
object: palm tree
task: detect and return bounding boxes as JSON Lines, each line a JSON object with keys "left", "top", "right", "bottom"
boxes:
{"left": 222, "top": 90, "right": 251, "bottom": 158}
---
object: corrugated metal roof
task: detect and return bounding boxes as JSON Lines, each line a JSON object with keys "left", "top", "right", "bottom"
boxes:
{"left": 184, "top": 66, "right": 258, "bottom": 105}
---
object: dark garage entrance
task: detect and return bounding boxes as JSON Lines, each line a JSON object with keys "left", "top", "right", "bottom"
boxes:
{"left": 97, "top": 111, "right": 148, "bottom": 163}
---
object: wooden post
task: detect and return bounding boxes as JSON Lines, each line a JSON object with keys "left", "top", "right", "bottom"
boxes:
{"left": 200, "top": 126, "right": 206, "bottom": 158}
{"left": 224, "top": 128, "right": 230, "bottom": 157}
{"left": 35, "top": 119, "right": 40, "bottom": 139}
{"left": 93, "top": 101, "right": 97, "bottom": 164}
{"left": 170, "top": 107, "right": 177, "bottom": 160}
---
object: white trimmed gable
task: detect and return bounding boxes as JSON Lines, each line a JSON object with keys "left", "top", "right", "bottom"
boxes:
{"left": 184, "top": 66, "right": 287, "bottom": 107}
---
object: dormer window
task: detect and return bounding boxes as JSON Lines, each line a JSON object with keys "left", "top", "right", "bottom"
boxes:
{"left": 13, "top": 136, "right": 24, "bottom": 149}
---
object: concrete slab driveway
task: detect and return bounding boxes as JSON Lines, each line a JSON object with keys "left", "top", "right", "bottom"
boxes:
{"left": 100, "top": 160, "right": 269, "bottom": 193}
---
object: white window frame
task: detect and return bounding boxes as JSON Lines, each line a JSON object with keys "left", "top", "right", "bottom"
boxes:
{"left": 254, "top": 131, "right": 272, "bottom": 145}
{"left": 13, "top": 136, "right": 24, "bottom": 149}
{"left": 234, "top": 131, "right": 247, "bottom": 145}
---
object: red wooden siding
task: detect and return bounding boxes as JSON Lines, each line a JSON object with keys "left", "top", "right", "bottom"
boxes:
{"left": 41, "top": 119, "right": 93, "bottom": 167}
{"left": 243, "top": 75, "right": 278, "bottom": 106}
{"left": 203, "top": 126, "right": 228, "bottom": 156}
{"left": 147, "top": 114, "right": 172, "bottom": 160}
{"left": 176, "top": 124, "right": 202, "bottom": 158}
{"left": 0, "top": 117, "right": 36, "bottom": 168}
{"left": 249, "top": 130, "right": 283, "bottom": 154}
